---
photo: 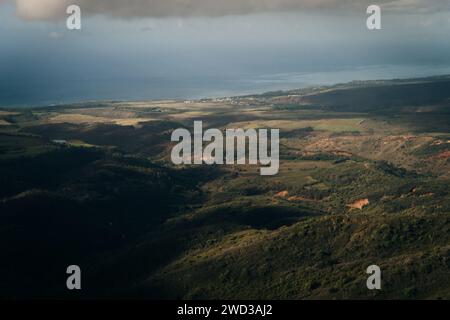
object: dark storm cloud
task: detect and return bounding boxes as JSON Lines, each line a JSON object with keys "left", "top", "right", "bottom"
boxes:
{"left": 12, "top": 0, "right": 450, "bottom": 20}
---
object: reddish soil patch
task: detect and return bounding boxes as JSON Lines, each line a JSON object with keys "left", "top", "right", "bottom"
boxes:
{"left": 436, "top": 151, "right": 450, "bottom": 160}
{"left": 274, "top": 191, "right": 289, "bottom": 198}
{"left": 347, "top": 199, "right": 370, "bottom": 210}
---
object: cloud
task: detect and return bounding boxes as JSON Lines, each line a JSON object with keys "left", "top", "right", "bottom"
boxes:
{"left": 11, "top": 0, "right": 450, "bottom": 20}
{"left": 382, "top": 0, "right": 450, "bottom": 13}
{"left": 16, "top": 0, "right": 68, "bottom": 20}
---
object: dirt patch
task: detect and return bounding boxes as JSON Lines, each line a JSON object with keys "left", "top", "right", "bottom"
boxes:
{"left": 435, "top": 151, "right": 450, "bottom": 160}
{"left": 287, "top": 196, "right": 313, "bottom": 202}
{"left": 420, "top": 193, "right": 435, "bottom": 198}
{"left": 347, "top": 198, "right": 370, "bottom": 210}
{"left": 274, "top": 191, "right": 289, "bottom": 198}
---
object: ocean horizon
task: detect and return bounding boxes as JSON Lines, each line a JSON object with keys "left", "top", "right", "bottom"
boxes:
{"left": 2, "top": 64, "right": 450, "bottom": 108}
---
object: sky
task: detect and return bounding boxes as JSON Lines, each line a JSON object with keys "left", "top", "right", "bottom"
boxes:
{"left": 1, "top": 0, "right": 450, "bottom": 106}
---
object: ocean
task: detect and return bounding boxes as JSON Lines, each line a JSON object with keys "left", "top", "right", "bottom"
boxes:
{"left": 2, "top": 64, "right": 450, "bottom": 108}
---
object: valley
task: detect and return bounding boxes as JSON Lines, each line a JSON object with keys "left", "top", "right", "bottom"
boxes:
{"left": 0, "top": 76, "right": 449, "bottom": 299}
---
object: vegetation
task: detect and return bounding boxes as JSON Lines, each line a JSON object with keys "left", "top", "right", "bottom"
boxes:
{"left": 0, "top": 76, "right": 449, "bottom": 299}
